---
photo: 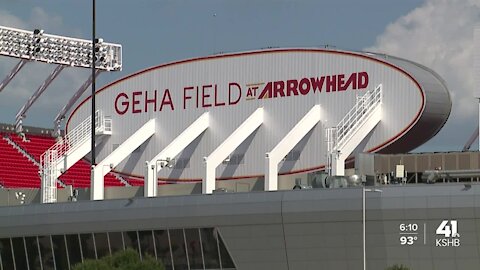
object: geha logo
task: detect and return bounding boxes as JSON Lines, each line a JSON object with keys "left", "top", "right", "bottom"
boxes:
{"left": 435, "top": 220, "right": 460, "bottom": 247}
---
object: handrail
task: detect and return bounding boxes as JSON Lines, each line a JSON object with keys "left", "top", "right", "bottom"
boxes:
{"left": 40, "top": 110, "right": 106, "bottom": 203}
{"left": 335, "top": 84, "right": 382, "bottom": 149}
{"left": 41, "top": 110, "right": 104, "bottom": 167}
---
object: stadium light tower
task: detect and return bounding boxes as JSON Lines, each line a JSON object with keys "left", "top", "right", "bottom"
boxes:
{"left": 91, "top": 0, "right": 97, "bottom": 188}
{"left": 0, "top": 25, "right": 122, "bottom": 134}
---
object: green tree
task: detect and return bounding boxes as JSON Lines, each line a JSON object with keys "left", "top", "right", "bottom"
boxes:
{"left": 72, "top": 248, "right": 165, "bottom": 270}
{"left": 385, "top": 264, "right": 410, "bottom": 270}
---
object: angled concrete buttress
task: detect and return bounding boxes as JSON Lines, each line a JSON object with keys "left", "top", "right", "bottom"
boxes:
{"left": 92, "top": 119, "right": 156, "bottom": 200}
{"left": 203, "top": 108, "right": 264, "bottom": 194}
{"left": 145, "top": 112, "right": 209, "bottom": 197}
{"left": 265, "top": 105, "right": 321, "bottom": 191}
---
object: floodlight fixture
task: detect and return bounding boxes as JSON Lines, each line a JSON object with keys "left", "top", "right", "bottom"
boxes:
{"left": 156, "top": 158, "right": 175, "bottom": 169}
{"left": 0, "top": 25, "right": 122, "bottom": 71}
{"left": 0, "top": 25, "right": 122, "bottom": 134}
{"left": 33, "top": 29, "right": 44, "bottom": 35}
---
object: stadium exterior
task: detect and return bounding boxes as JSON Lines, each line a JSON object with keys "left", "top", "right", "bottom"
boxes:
{"left": 4, "top": 48, "right": 480, "bottom": 270}
{"left": 66, "top": 48, "right": 450, "bottom": 199}
{"left": 1, "top": 184, "right": 480, "bottom": 270}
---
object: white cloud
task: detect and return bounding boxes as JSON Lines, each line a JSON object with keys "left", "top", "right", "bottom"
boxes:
{"left": 0, "top": 9, "right": 28, "bottom": 29}
{"left": 0, "top": 8, "right": 89, "bottom": 128}
{"left": 366, "top": 0, "right": 480, "bottom": 151}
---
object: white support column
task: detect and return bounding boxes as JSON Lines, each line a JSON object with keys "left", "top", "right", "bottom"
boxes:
{"left": 331, "top": 152, "right": 346, "bottom": 176}
{"left": 92, "top": 119, "right": 156, "bottom": 200}
{"left": 203, "top": 108, "right": 264, "bottom": 194}
{"left": 265, "top": 105, "right": 321, "bottom": 191}
{"left": 145, "top": 112, "right": 209, "bottom": 197}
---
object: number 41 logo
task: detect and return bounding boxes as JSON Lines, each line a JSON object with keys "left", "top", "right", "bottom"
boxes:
{"left": 436, "top": 220, "right": 459, "bottom": 237}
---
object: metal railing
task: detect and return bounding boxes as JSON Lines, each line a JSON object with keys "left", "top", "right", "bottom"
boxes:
{"left": 335, "top": 84, "right": 382, "bottom": 149}
{"left": 40, "top": 110, "right": 108, "bottom": 203}
{"left": 325, "top": 127, "right": 337, "bottom": 176}
{"left": 103, "top": 116, "right": 112, "bottom": 133}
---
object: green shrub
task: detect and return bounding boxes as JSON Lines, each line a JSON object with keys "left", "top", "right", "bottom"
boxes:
{"left": 73, "top": 248, "right": 165, "bottom": 270}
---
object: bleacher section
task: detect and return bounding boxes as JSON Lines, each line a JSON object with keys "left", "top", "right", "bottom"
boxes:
{"left": 10, "top": 134, "right": 54, "bottom": 161}
{"left": 0, "top": 132, "right": 126, "bottom": 189}
{"left": 0, "top": 134, "right": 40, "bottom": 188}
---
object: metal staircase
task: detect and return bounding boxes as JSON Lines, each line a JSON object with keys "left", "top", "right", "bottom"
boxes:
{"left": 112, "top": 172, "right": 131, "bottom": 187}
{"left": 327, "top": 84, "right": 382, "bottom": 176}
{"left": 40, "top": 110, "right": 111, "bottom": 203}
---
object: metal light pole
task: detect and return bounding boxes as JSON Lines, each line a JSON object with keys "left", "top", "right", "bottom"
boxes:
{"left": 91, "top": 0, "right": 96, "bottom": 175}
{"left": 363, "top": 187, "right": 382, "bottom": 270}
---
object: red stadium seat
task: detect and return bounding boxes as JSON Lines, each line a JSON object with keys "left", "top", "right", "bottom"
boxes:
{"left": 0, "top": 134, "right": 40, "bottom": 188}
{"left": 0, "top": 132, "right": 128, "bottom": 189}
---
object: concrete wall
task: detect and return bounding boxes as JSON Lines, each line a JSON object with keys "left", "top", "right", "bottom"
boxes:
{"left": 1, "top": 184, "right": 479, "bottom": 270}
{"left": 0, "top": 175, "right": 303, "bottom": 207}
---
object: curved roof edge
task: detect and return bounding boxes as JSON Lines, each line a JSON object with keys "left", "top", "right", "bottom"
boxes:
{"left": 368, "top": 53, "right": 452, "bottom": 153}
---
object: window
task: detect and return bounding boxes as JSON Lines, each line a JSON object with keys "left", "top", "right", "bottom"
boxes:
{"left": 108, "top": 232, "right": 124, "bottom": 254}
{"left": 200, "top": 228, "right": 220, "bottom": 269}
{"left": 169, "top": 229, "right": 188, "bottom": 270}
{"left": 37, "top": 235, "right": 55, "bottom": 270}
{"left": 154, "top": 230, "right": 173, "bottom": 270}
{"left": 24, "top": 236, "right": 42, "bottom": 270}
{"left": 123, "top": 231, "right": 140, "bottom": 255}
{"left": 138, "top": 230, "right": 156, "bottom": 260}
{"left": 79, "top": 233, "right": 96, "bottom": 260}
{"left": 185, "top": 229, "right": 204, "bottom": 270}
{"left": 11, "top": 237, "right": 28, "bottom": 270}
{"left": 52, "top": 235, "right": 69, "bottom": 270}
{"left": 94, "top": 233, "right": 110, "bottom": 258}
{"left": 0, "top": 238, "right": 14, "bottom": 270}
{"left": 1, "top": 227, "right": 235, "bottom": 270}
{"left": 65, "top": 234, "right": 82, "bottom": 267}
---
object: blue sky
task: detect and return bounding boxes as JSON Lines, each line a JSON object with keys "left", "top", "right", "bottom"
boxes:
{"left": 1, "top": 0, "right": 479, "bottom": 152}
{"left": 3, "top": 0, "right": 422, "bottom": 77}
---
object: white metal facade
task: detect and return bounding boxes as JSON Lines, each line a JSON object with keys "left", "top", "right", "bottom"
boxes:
{"left": 67, "top": 49, "right": 451, "bottom": 181}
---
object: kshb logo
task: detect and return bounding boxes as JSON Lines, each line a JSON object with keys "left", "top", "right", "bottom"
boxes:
{"left": 436, "top": 220, "right": 459, "bottom": 237}
{"left": 435, "top": 220, "right": 460, "bottom": 247}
